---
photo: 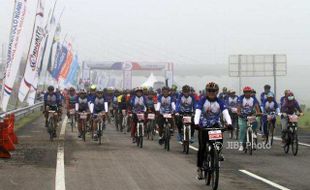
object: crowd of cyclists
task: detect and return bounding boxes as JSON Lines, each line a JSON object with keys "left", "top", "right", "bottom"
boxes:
{"left": 43, "top": 82, "right": 304, "bottom": 180}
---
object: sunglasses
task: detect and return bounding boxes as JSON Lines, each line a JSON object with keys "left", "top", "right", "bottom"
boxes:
{"left": 207, "top": 89, "right": 217, "bottom": 93}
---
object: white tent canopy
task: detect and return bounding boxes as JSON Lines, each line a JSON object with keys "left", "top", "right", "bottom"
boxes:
{"left": 141, "top": 73, "right": 158, "bottom": 87}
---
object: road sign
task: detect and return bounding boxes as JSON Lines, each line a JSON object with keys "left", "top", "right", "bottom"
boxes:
{"left": 229, "top": 54, "right": 287, "bottom": 98}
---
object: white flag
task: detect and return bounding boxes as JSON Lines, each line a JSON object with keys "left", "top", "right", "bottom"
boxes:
{"left": 18, "top": 0, "right": 46, "bottom": 102}
{"left": 1, "top": 0, "right": 28, "bottom": 111}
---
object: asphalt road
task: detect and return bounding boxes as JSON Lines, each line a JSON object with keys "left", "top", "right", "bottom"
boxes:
{"left": 1, "top": 115, "right": 310, "bottom": 190}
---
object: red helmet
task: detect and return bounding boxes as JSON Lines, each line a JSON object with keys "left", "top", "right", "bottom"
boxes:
{"left": 243, "top": 86, "right": 252, "bottom": 92}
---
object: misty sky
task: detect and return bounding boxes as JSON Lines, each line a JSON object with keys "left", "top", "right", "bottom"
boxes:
{"left": 1, "top": 0, "right": 310, "bottom": 66}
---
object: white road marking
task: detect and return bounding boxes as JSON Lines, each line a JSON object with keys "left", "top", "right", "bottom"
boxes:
{"left": 239, "top": 170, "right": 291, "bottom": 190}
{"left": 55, "top": 117, "right": 67, "bottom": 190}
{"left": 178, "top": 142, "right": 199, "bottom": 151}
{"left": 258, "top": 133, "right": 310, "bottom": 147}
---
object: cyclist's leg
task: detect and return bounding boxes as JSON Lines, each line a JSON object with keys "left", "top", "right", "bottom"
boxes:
{"left": 262, "top": 115, "right": 268, "bottom": 137}
{"left": 238, "top": 117, "right": 247, "bottom": 147}
{"left": 280, "top": 117, "right": 288, "bottom": 142}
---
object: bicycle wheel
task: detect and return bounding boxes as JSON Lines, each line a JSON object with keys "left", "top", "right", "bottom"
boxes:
{"left": 82, "top": 121, "right": 86, "bottom": 142}
{"left": 248, "top": 129, "right": 253, "bottom": 155}
{"left": 292, "top": 128, "right": 298, "bottom": 156}
{"left": 139, "top": 125, "right": 143, "bottom": 148}
{"left": 165, "top": 125, "right": 170, "bottom": 151}
{"left": 185, "top": 126, "right": 189, "bottom": 154}
{"left": 269, "top": 123, "right": 275, "bottom": 146}
{"left": 206, "top": 146, "right": 212, "bottom": 185}
{"left": 211, "top": 147, "right": 219, "bottom": 190}
{"left": 71, "top": 116, "right": 74, "bottom": 132}
{"left": 48, "top": 118, "right": 54, "bottom": 141}
{"left": 98, "top": 122, "right": 102, "bottom": 145}
{"left": 283, "top": 131, "right": 290, "bottom": 154}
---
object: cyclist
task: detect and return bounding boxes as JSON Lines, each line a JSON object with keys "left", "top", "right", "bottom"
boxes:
{"left": 280, "top": 92, "right": 304, "bottom": 144}
{"left": 87, "top": 84, "right": 97, "bottom": 105}
{"left": 90, "top": 89, "right": 108, "bottom": 140}
{"left": 261, "top": 92, "right": 280, "bottom": 140}
{"left": 43, "top": 86, "right": 62, "bottom": 137}
{"left": 280, "top": 90, "right": 290, "bottom": 108}
{"left": 130, "top": 87, "right": 147, "bottom": 143}
{"left": 156, "top": 86, "right": 176, "bottom": 145}
{"left": 237, "top": 86, "right": 262, "bottom": 151}
{"left": 175, "top": 85, "right": 196, "bottom": 143}
{"left": 260, "top": 84, "right": 272, "bottom": 104}
{"left": 75, "top": 89, "right": 90, "bottom": 138}
{"left": 65, "top": 87, "right": 77, "bottom": 118}
{"left": 227, "top": 89, "right": 239, "bottom": 138}
{"left": 112, "top": 90, "right": 121, "bottom": 130}
{"left": 171, "top": 84, "right": 179, "bottom": 102}
{"left": 194, "top": 82, "right": 232, "bottom": 179}
{"left": 218, "top": 87, "right": 228, "bottom": 103}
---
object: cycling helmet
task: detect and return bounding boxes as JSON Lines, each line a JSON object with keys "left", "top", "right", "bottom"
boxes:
{"left": 162, "top": 86, "right": 170, "bottom": 91}
{"left": 135, "top": 87, "right": 143, "bottom": 92}
{"left": 243, "top": 86, "right": 252, "bottom": 92}
{"left": 206, "top": 82, "right": 219, "bottom": 91}
{"left": 172, "top": 84, "right": 178, "bottom": 91}
{"left": 47, "top": 85, "right": 54, "bottom": 92}
{"left": 182, "top": 85, "right": 191, "bottom": 93}
{"left": 267, "top": 92, "right": 274, "bottom": 98}
{"left": 90, "top": 84, "right": 97, "bottom": 90}
{"left": 69, "top": 87, "right": 75, "bottom": 92}
{"left": 222, "top": 87, "right": 228, "bottom": 92}
{"left": 79, "top": 89, "right": 87, "bottom": 94}
{"left": 230, "top": 89, "right": 236, "bottom": 94}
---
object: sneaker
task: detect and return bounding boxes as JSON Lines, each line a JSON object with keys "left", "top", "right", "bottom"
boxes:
{"left": 196, "top": 168, "right": 203, "bottom": 180}
{"left": 238, "top": 145, "right": 244, "bottom": 151}
{"left": 190, "top": 138, "right": 194, "bottom": 144}
{"left": 158, "top": 136, "right": 163, "bottom": 145}
{"left": 219, "top": 154, "right": 225, "bottom": 161}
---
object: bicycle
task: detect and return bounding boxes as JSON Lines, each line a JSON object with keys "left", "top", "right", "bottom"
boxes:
{"left": 229, "top": 107, "right": 239, "bottom": 140}
{"left": 264, "top": 112, "right": 276, "bottom": 146}
{"left": 181, "top": 114, "right": 192, "bottom": 154}
{"left": 283, "top": 114, "right": 299, "bottom": 156}
{"left": 47, "top": 109, "right": 58, "bottom": 141}
{"left": 93, "top": 112, "right": 105, "bottom": 145}
{"left": 162, "top": 113, "right": 173, "bottom": 151}
{"left": 201, "top": 127, "right": 225, "bottom": 190}
{"left": 79, "top": 112, "right": 89, "bottom": 142}
{"left": 136, "top": 113, "right": 145, "bottom": 148}
{"left": 244, "top": 116, "right": 258, "bottom": 155}
{"left": 69, "top": 109, "right": 76, "bottom": 132}
{"left": 146, "top": 112, "right": 156, "bottom": 140}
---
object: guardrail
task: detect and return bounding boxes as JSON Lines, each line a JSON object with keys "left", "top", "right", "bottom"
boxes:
{"left": 0, "top": 102, "right": 43, "bottom": 121}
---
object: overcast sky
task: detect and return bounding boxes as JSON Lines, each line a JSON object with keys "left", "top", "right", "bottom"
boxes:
{"left": 1, "top": 0, "right": 310, "bottom": 65}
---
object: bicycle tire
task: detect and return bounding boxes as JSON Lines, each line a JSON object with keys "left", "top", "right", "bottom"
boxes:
{"left": 292, "top": 128, "right": 298, "bottom": 156}
{"left": 248, "top": 129, "right": 253, "bottom": 155}
{"left": 211, "top": 147, "right": 219, "bottom": 190}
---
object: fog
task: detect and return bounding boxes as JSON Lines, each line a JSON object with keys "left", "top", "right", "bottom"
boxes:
{"left": 0, "top": 0, "right": 310, "bottom": 103}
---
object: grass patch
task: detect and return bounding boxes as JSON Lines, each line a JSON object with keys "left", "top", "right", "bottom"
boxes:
{"left": 14, "top": 111, "right": 42, "bottom": 131}
{"left": 299, "top": 111, "right": 310, "bottom": 130}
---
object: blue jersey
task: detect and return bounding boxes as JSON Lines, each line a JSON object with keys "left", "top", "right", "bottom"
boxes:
{"left": 93, "top": 97, "right": 107, "bottom": 113}
{"left": 262, "top": 100, "right": 279, "bottom": 113}
{"left": 238, "top": 95, "right": 259, "bottom": 118}
{"left": 76, "top": 96, "right": 89, "bottom": 112}
{"left": 158, "top": 95, "right": 175, "bottom": 114}
{"left": 145, "top": 96, "right": 155, "bottom": 111}
{"left": 44, "top": 92, "right": 61, "bottom": 107}
{"left": 130, "top": 95, "right": 147, "bottom": 113}
{"left": 87, "top": 94, "right": 96, "bottom": 104}
{"left": 195, "top": 97, "right": 227, "bottom": 128}
{"left": 176, "top": 94, "right": 195, "bottom": 113}
{"left": 227, "top": 95, "right": 239, "bottom": 108}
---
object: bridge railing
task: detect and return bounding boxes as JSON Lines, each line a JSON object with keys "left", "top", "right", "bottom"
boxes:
{"left": 0, "top": 102, "right": 44, "bottom": 121}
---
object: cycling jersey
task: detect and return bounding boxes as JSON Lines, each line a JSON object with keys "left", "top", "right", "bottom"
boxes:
{"left": 176, "top": 94, "right": 195, "bottom": 113}
{"left": 238, "top": 95, "right": 259, "bottom": 118}
{"left": 227, "top": 96, "right": 239, "bottom": 108}
{"left": 93, "top": 97, "right": 108, "bottom": 113}
{"left": 281, "top": 98, "right": 302, "bottom": 115}
{"left": 261, "top": 100, "right": 280, "bottom": 114}
{"left": 76, "top": 97, "right": 89, "bottom": 112}
{"left": 156, "top": 95, "right": 176, "bottom": 114}
{"left": 130, "top": 95, "right": 147, "bottom": 113}
{"left": 195, "top": 97, "right": 228, "bottom": 128}
{"left": 44, "top": 92, "right": 61, "bottom": 110}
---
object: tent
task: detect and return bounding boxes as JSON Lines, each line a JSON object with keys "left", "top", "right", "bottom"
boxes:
{"left": 141, "top": 73, "right": 158, "bottom": 87}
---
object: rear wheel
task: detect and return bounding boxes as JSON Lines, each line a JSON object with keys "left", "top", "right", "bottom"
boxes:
{"left": 48, "top": 118, "right": 54, "bottom": 141}
{"left": 247, "top": 129, "right": 253, "bottom": 155}
{"left": 292, "top": 128, "right": 298, "bottom": 156}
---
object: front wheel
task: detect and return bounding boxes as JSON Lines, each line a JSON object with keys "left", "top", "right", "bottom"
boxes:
{"left": 211, "top": 147, "right": 220, "bottom": 190}
{"left": 247, "top": 129, "right": 253, "bottom": 155}
{"left": 292, "top": 129, "right": 298, "bottom": 156}
{"left": 164, "top": 124, "right": 170, "bottom": 151}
